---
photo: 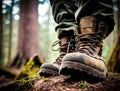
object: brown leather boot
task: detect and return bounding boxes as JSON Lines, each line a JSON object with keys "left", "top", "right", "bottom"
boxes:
{"left": 39, "top": 35, "right": 75, "bottom": 77}
{"left": 60, "top": 16, "right": 108, "bottom": 83}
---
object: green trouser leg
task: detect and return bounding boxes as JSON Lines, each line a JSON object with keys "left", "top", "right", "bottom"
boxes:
{"left": 49, "top": 0, "right": 79, "bottom": 38}
{"left": 50, "top": 0, "right": 115, "bottom": 37}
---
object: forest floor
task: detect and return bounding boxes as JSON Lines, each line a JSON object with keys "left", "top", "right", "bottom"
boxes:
{"left": 0, "top": 72, "right": 120, "bottom": 91}
{"left": 0, "top": 55, "right": 120, "bottom": 91}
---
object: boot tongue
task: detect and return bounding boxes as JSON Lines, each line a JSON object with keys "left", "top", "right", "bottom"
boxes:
{"left": 76, "top": 16, "right": 104, "bottom": 57}
{"left": 80, "top": 16, "right": 97, "bottom": 34}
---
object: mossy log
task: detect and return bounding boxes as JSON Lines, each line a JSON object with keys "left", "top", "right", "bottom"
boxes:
{"left": 0, "top": 55, "right": 43, "bottom": 88}
{"left": 15, "top": 55, "right": 44, "bottom": 80}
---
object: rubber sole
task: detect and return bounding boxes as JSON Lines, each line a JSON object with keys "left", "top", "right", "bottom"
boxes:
{"left": 59, "top": 61, "right": 107, "bottom": 83}
{"left": 40, "top": 68, "right": 58, "bottom": 77}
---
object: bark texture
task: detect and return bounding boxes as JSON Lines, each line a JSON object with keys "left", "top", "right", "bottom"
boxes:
{"left": 11, "top": 0, "right": 40, "bottom": 68}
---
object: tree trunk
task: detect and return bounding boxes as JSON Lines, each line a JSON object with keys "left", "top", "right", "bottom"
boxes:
{"left": 107, "top": 35, "right": 120, "bottom": 72}
{"left": 0, "top": 0, "right": 3, "bottom": 65}
{"left": 8, "top": 0, "right": 14, "bottom": 66}
{"left": 11, "top": 0, "right": 39, "bottom": 68}
{"left": 107, "top": 0, "right": 120, "bottom": 72}
{"left": 118, "top": 0, "right": 120, "bottom": 32}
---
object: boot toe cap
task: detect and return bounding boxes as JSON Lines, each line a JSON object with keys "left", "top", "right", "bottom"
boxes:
{"left": 62, "top": 52, "right": 107, "bottom": 74}
{"left": 40, "top": 63, "right": 59, "bottom": 77}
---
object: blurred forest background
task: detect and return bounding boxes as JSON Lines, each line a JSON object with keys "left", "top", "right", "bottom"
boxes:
{"left": 0, "top": 0, "right": 58, "bottom": 68}
{"left": 0, "top": 0, "right": 120, "bottom": 72}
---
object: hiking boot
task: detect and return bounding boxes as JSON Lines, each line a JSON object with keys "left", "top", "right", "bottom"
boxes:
{"left": 60, "top": 16, "right": 108, "bottom": 83}
{"left": 39, "top": 35, "right": 75, "bottom": 77}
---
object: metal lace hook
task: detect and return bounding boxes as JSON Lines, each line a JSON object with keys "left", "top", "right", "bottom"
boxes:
{"left": 51, "top": 40, "right": 60, "bottom": 51}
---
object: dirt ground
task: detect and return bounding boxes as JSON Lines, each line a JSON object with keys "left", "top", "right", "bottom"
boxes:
{"left": 1, "top": 73, "right": 120, "bottom": 91}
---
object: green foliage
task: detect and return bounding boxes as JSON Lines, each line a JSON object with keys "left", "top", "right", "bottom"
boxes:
{"left": 79, "top": 81, "right": 88, "bottom": 89}
{"left": 44, "top": 77, "right": 49, "bottom": 82}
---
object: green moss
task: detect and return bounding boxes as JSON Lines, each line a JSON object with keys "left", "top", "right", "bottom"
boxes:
{"left": 0, "top": 75, "right": 38, "bottom": 91}
{"left": 44, "top": 78, "right": 49, "bottom": 82}
{"left": 0, "top": 55, "right": 44, "bottom": 91}
{"left": 79, "top": 81, "right": 88, "bottom": 89}
{"left": 15, "top": 55, "right": 44, "bottom": 80}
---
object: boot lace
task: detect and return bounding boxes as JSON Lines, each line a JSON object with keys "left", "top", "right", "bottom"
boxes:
{"left": 75, "top": 31, "right": 103, "bottom": 57}
{"left": 51, "top": 37, "right": 75, "bottom": 64}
